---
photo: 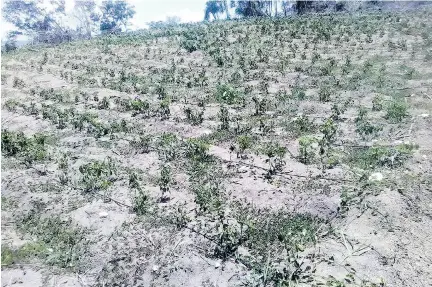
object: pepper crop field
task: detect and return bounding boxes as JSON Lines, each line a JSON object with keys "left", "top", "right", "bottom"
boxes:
{"left": 1, "top": 7, "right": 432, "bottom": 287}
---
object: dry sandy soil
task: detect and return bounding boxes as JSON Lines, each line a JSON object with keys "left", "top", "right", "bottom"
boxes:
{"left": 2, "top": 7, "right": 432, "bottom": 287}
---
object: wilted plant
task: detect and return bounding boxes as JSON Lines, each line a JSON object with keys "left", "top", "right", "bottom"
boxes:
{"left": 184, "top": 106, "right": 204, "bottom": 125}
{"left": 159, "top": 98, "right": 170, "bottom": 120}
{"left": 23, "top": 102, "right": 39, "bottom": 116}
{"left": 263, "top": 142, "right": 287, "bottom": 178}
{"left": 236, "top": 135, "right": 252, "bottom": 159}
{"left": 130, "top": 135, "right": 152, "bottom": 154}
{"left": 372, "top": 95, "right": 384, "bottom": 111}
{"left": 98, "top": 97, "right": 110, "bottom": 110}
{"left": 355, "top": 108, "right": 382, "bottom": 140}
{"left": 12, "top": 77, "right": 25, "bottom": 88}
{"left": 57, "top": 153, "right": 69, "bottom": 185}
{"left": 318, "top": 118, "right": 338, "bottom": 166}
{"left": 3, "top": 99, "right": 20, "bottom": 112}
{"left": 159, "top": 164, "right": 172, "bottom": 201}
{"left": 1, "top": 74, "right": 8, "bottom": 85}
{"left": 129, "top": 172, "right": 150, "bottom": 215}
{"left": 259, "top": 80, "right": 269, "bottom": 95}
{"left": 218, "top": 106, "right": 230, "bottom": 130}
{"left": 318, "top": 85, "right": 331, "bottom": 102}
{"left": 252, "top": 96, "right": 267, "bottom": 116}
{"left": 155, "top": 83, "right": 167, "bottom": 100}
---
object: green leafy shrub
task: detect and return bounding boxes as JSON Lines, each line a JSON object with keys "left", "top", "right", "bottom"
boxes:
{"left": 236, "top": 135, "right": 252, "bottom": 158}
{"left": 121, "top": 98, "right": 150, "bottom": 116}
{"left": 157, "top": 133, "right": 181, "bottom": 161}
{"left": 385, "top": 99, "right": 408, "bottom": 122}
{"left": 1, "top": 130, "right": 48, "bottom": 164}
{"left": 186, "top": 138, "right": 210, "bottom": 161}
{"left": 193, "top": 182, "right": 222, "bottom": 214}
{"left": 180, "top": 39, "right": 200, "bottom": 53}
{"left": 78, "top": 158, "right": 117, "bottom": 192}
{"left": 1, "top": 245, "right": 14, "bottom": 266}
{"left": 215, "top": 84, "right": 242, "bottom": 105}
{"left": 298, "top": 136, "right": 318, "bottom": 164}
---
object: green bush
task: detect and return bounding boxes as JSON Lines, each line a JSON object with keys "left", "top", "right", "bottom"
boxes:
{"left": 78, "top": 158, "right": 116, "bottom": 192}
{"left": 186, "top": 138, "right": 210, "bottom": 161}
{"left": 1, "top": 130, "right": 48, "bottom": 164}
{"left": 385, "top": 99, "right": 408, "bottom": 122}
{"left": 298, "top": 136, "right": 318, "bottom": 164}
{"left": 215, "top": 84, "right": 242, "bottom": 105}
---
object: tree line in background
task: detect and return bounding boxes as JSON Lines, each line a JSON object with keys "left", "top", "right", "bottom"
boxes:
{"left": 2, "top": 0, "right": 135, "bottom": 51}
{"left": 204, "top": 0, "right": 391, "bottom": 20}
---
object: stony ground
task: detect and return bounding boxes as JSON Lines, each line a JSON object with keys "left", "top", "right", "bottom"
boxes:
{"left": 1, "top": 7, "right": 432, "bottom": 287}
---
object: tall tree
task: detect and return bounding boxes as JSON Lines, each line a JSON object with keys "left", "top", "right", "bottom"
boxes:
{"left": 282, "top": 0, "right": 288, "bottom": 16}
{"left": 295, "top": 1, "right": 314, "bottom": 15}
{"left": 2, "top": 0, "right": 71, "bottom": 44}
{"left": 204, "top": 1, "right": 225, "bottom": 20}
{"left": 223, "top": 0, "right": 231, "bottom": 19}
{"left": 2, "top": 31, "right": 22, "bottom": 52}
{"left": 72, "top": 0, "right": 100, "bottom": 39}
{"left": 99, "top": 0, "right": 136, "bottom": 34}
{"left": 232, "top": 1, "right": 272, "bottom": 17}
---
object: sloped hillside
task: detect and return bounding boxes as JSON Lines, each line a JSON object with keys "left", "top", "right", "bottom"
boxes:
{"left": 2, "top": 7, "right": 432, "bottom": 287}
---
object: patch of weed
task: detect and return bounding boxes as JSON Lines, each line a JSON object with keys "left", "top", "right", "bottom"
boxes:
{"left": 286, "top": 115, "right": 317, "bottom": 137}
{"left": 348, "top": 143, "right": 417, "bottom": 169}
{"left": 18, "top": 212, "right": 87, "bottom": 270}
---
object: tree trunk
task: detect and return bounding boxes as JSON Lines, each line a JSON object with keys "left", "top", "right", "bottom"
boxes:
{"left": 224, "top": 0, "right": 231, "bottom": 19}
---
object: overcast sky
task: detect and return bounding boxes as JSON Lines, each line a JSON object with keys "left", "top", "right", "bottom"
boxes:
{"left": 1, "top": 0, "right": 207, "bottom": 38}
